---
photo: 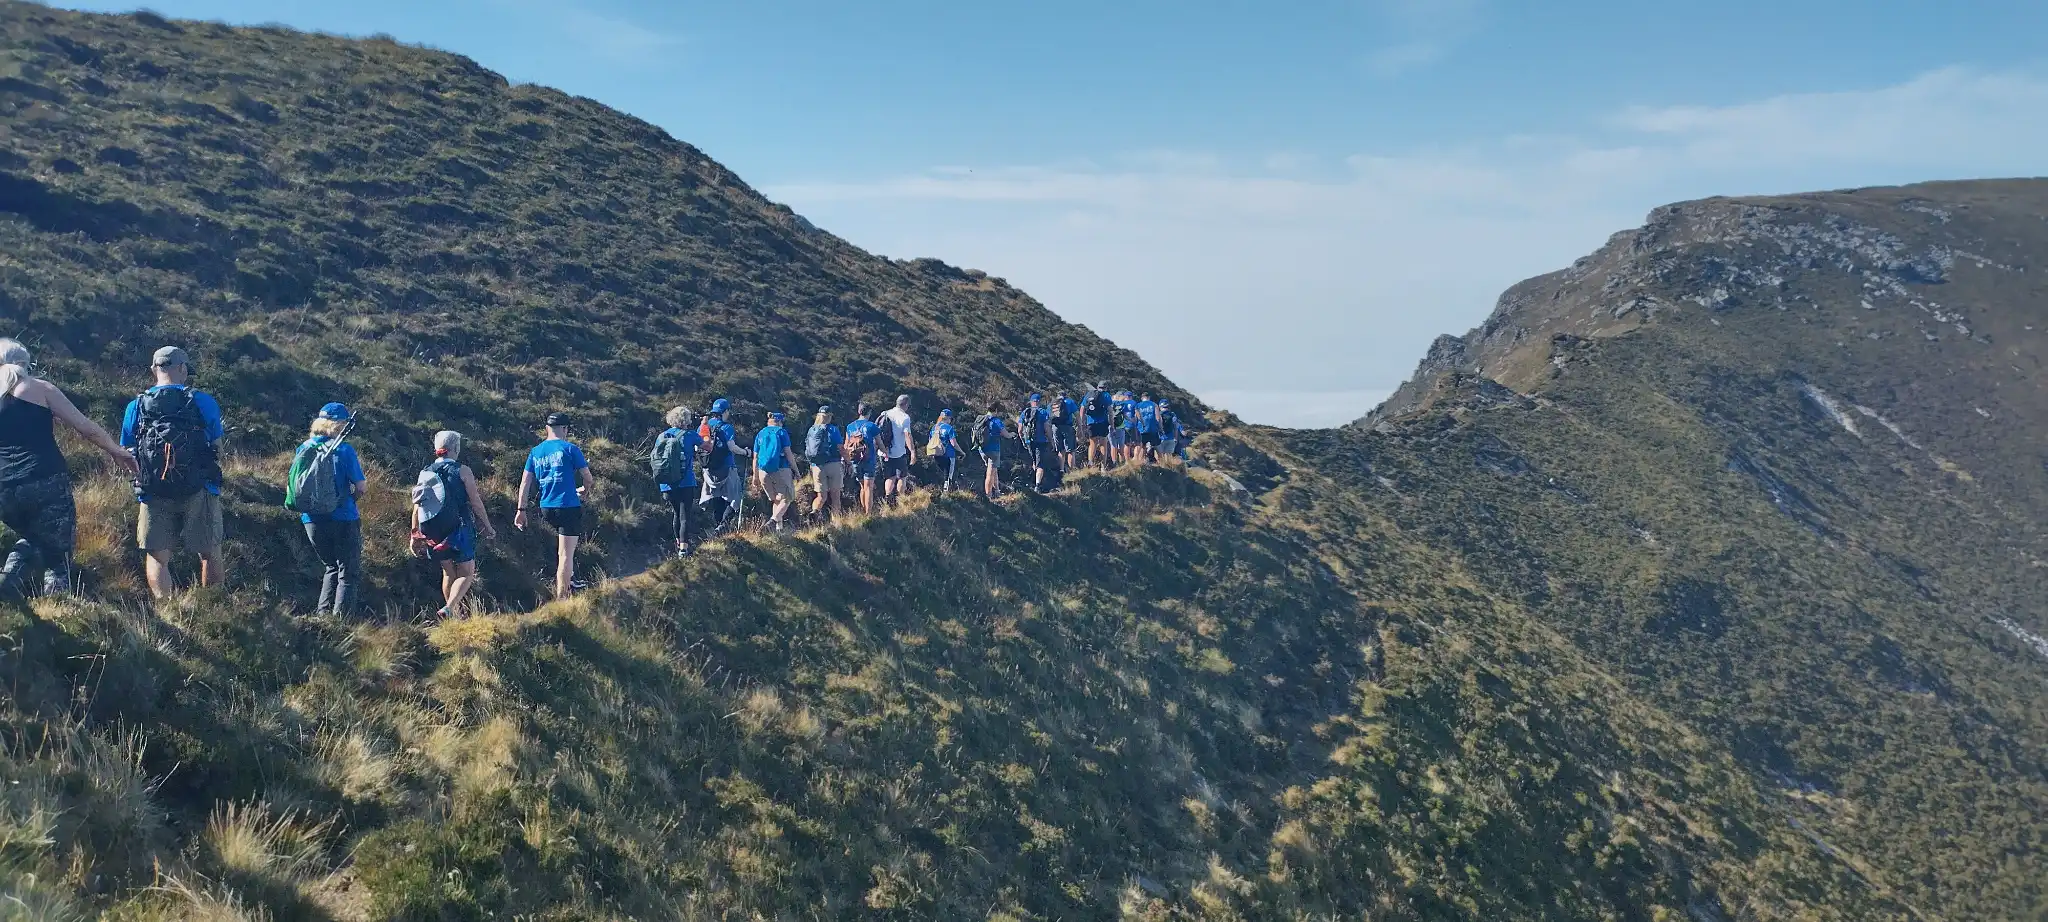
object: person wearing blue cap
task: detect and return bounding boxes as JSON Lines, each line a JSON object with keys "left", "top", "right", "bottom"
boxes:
{"left": 752, "top": 410, "right": 800, "bottom": 532}
{"left": 287, "top": 402, "right": 366, "bottom": 618}
{"left": 699, "top": 398, "right": 749, "bottom": 533}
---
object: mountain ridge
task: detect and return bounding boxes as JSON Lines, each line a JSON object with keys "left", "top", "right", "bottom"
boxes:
{"left": 0, "top": 4, "right": 2042, "bottom": 921}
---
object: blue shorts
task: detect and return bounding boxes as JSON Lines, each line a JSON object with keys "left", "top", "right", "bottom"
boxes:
{"left": 1055, "top": 429, "right": 1077, "bottom": 452}
{"left": 431, "top": 524, "right": 476, "bottom": 564}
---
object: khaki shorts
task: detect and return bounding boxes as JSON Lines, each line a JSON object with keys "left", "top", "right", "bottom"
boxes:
{"left": 138, "top": 491, "right": 224, "bottom": 555}
{"left": 812, "top": 461, "right": 843, "bottom": 494}
{"left": 761, "top": 467, "right": 797, "bottom": 501}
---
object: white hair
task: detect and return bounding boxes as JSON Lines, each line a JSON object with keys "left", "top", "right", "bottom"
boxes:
{"left": 895, "top": 394, "right": 910, "bottom": 409}
{"left": 434, "top": 430, "right": 463, "bottom": 460}
{"left": 665, "top": 406, "right": 695, "bottom": 429}
{"left": 0, "top": 338, "right": 30, "bottom": 406}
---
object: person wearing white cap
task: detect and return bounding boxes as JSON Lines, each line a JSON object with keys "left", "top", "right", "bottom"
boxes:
{"left": 120, "top": 345, "right": 227, "bottom": 598}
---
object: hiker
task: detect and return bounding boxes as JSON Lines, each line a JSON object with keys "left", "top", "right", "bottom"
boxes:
{"left": 880, "top": 395, "right": 916, "bottom": 505}
{"left": 286, "top": 403, "right": 366, "bottom": 618}
{"left": 651, "top": 406, "right": 704, "bottom": 558}
{"left": 1051, "top": 391, "right": 1080, "bottom": 471}
{"left": 1157, "top": 400, "right": 1182, "bottom": 462}
{"left": 972, "top": 400, "right": 1008, "bottom": 499}
{"left": 1108, "top": 390, "right": 1132, "bottom": 466}
{"left": 1019, "top": 394, "right": 1059, "bottom": 493}
{"left": 412, "top": 430, "right": 494, "bottom": 620}
{"left": 1083, "top": 382, "right": 1112, "bottom": 471}
{"left": 121, "top": 346, "right": 226, "bottom": 598}
{"left": 699, "top": 399, "right": 750, "bottom": 532}
{"left": 844, "top": 401, "right": 880, "bottom": 515}
{"left": 928, "top": 408, "right": 962, "bottom": 492}
{"left": 753, "top": 411, "right": 800, "bottom": 532}
{"left": 1135, "top": 392, "right": 1162, "bottom": 464}
{"left": 805, "top": 406, "right": 844, "bottom": 521}
{"left": 513, "top": 412, "right": 592, "bottom": 600}
{"left": 0, "top": 339, "right": 136, "bottom": 598}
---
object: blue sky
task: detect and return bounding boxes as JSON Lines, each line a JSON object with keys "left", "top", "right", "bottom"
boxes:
{"left": 56, "top": 0, "right": 2048, "bottom": 425}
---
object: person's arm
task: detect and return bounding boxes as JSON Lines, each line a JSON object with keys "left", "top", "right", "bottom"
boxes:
{"left": 513, "top": 470, "right": 535, "bottom": 530}
{"left": 575, "top": 447, "right": 592, "bottom": 497}
{"left": 118, "top": 399, "right": 139, "bottom": 449}
{"left": 199, "top": 393, "right": 225, "bottom": 442}
{"left": 344, "top": 446, "right": 366, "bottom": 498}
{"left": 462, "top": 466, "right": 496, "bottom": 539}
{"left": 40, "top": 382, "right": 137, "bottom": 472}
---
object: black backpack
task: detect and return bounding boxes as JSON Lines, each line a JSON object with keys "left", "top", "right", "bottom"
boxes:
{"left": 1050, "top": 400, "right": 1071, "bottom": 427}
{"left": 875, "top": 415, "right": 897, "bottom": 456}
{"left": 1159, "top": 410, "right": 1178, "bottom": 438}
{"left": 132, "top": 387, "right": 217, "bottom": 499}
{"left": 970, "top": 414, "right": 995, "bottom": 450}
{"left": 1088, "top": 391, "right": 1110, "bottom": 420}
{"left": 704, "top": 420, "right": 732, "bottom": 472}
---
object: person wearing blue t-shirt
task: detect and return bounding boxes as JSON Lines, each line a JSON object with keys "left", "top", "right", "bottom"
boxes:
{"left": 1135, "top": 394, "right": 1161, "bottom": 464}
{"left": 844, "top": 401, "right": 882, "bottom": 516}
{"left": 752, "top": 411, "right": 800, "bottom": 531}
{"left": 930, "top": 409, "right": 962, "bottom": 492}
{"left": 976, "top": 400, "right": 1008, "bottom": 499}
{"left": 1110, "top": 392, "right": 1137, "bottom": 465}
{"left": 293, "top": 402, "right": 367, "bottom": 618}
{"left": 805, "top": 406, "right": 845, "bottom": 521}
{"left": 1018, "top": 394, "right": 1059, "bottom": 493}
{"left": 697, "top": 398, "right": 750, "bottom": 534}
{"left": 120, "top": 346, "right": 227, "bottom": 598}
{"left": 514, "top": 412, "right": 592, "bottom": 599}
{"left": 655, "top": 405, "right": 705, "bottom": 557}
{"left": 1051, "top": 392, "right": 1080, "bottom": 471}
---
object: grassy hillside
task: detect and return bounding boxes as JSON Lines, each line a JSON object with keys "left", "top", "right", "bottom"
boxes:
{"left": 0, "top": 0, "right": 1195, "bottom": 468}
{"left": 0, "top": 4, "right": 2040, "bottom": 920}
{"left": 5, "top": 463, "right": 1918, "bottom": 921}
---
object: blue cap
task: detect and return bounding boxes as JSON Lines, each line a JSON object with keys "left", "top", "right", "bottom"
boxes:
{"left": 711, "top": 398, "right": 730, "bottom": 413}
{"left": 317, "top": 402, "right": 351, "bottom": 421}
{"left": 769, "top": 411, "right": 784, "bottom": 421}
{"left": 1028, "top": 393, "right": 1042, "bottom": 402}
{"left": 939, "top": 408, "right": 952, "bottom": 418}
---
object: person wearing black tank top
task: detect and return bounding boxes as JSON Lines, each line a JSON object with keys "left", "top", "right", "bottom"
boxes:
{"left": 0, "top": 339, "right": 137, "bottom": 597}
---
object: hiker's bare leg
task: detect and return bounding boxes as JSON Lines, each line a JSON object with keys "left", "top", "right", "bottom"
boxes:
{"left": 555, "top": 534, "right": 578, "bottom": 599}
{"left": 144, "top": 549, "right": 175, "bottom": 598}
{"left": 199, "top": 553, "right": 223, "bottom": 587}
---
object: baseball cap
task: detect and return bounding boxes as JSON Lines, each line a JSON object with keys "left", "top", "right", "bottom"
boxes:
{"left": 152, "top": 346, "right": 190, "bottom": 367}
{"left": 939, "top": 408, "right": 952, "bottom": 418}
{"left": 1028, "top": 393, "right": 1043, "bottom": 402}
{"left": 317, "top": 402, "right": 351, "bottom": 421}
{"left": 817, "top": 405, "right": 833, "bottom": 415}
{"left": 769, "top": 411, "right": 784, "bottom": 422}
{"left": 711, "top": 398, "right": 731, "bottom": 414}
{"left": 545, "top": 412, "right": 571, "bottom": 427}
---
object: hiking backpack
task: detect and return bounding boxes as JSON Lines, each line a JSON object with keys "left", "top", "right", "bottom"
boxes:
{"left": 286, "top": 422, "right": 354, "bottom": 516}
{"left": 1050, "top": 400, "right": 1070, "bottom": 427}
{"left": 1159, "top": 410, "right": 1178, "bottom": 439}
{"left": 704, "top": 424, "right": 733, "bottom": 472}
{"left": 1088, "top": 391, "right": 1110, "bottom": 422}
{"left": 650, "top": 429, "right": 691, "bottom": 488}
{"left": 411, "top": 458, "right": 466, "bottom": 542}
{"left": 875, "top": 416, "right": 896, "bottom": 457}
{"left": 805, "top": 424, "right": 841, "bottom": 465}
{"left": 845, "top": 427, "right": 871, "bottom": 464}
{"left": 132, "top": 387, "right": 218, "bottom": 500}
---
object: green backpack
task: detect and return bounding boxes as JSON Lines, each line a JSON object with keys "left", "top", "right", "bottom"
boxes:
{"left": 286, "top": 421, "right": 353, "bottom": 516}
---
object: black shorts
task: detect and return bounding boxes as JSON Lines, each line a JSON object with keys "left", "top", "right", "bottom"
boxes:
{"left": 1140, "top": 430, "right": 1160, "bottom": 446}
{"left": 1086, "top": 421, "right": 1109, "bottom": 439}
{"left": 542, "top": 505, "right": 584, "bottom": 538}
{"left": 881, "top": 454, "right": 909, "bottom": 479}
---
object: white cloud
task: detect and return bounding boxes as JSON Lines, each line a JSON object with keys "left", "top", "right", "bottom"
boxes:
{"left": 489, "top": 1, "right": 678, "bottom": 63}
{"left": 1360, "top": 0, "right": 1484, "bottom": 76}
{"left": 768, "top": 68, "right": 2048, "bottom": 428}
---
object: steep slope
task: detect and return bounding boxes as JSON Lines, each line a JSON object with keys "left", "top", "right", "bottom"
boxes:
{"left": 1282, "top": 179, "right": 2048, "bottom": 920}
{"left": 0, "top": 0, "right": 1195, "bottom": 468}
{"left": 6, "top": 466, "right": 1920, "bottom": 921}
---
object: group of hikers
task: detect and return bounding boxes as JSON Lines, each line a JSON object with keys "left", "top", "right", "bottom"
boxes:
{"left": 0, "top": 339, "right": 1192, "bottom": 620}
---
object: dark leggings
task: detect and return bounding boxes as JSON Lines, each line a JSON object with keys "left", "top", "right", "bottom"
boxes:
{"left": 0, "top": 474, "right": 76, "bottom": 595}
{"left": 667, "top": 490, "right": 696, "bottom": 547}
{"left": 303, "top": 518, "right": 362, "bottom": 618}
